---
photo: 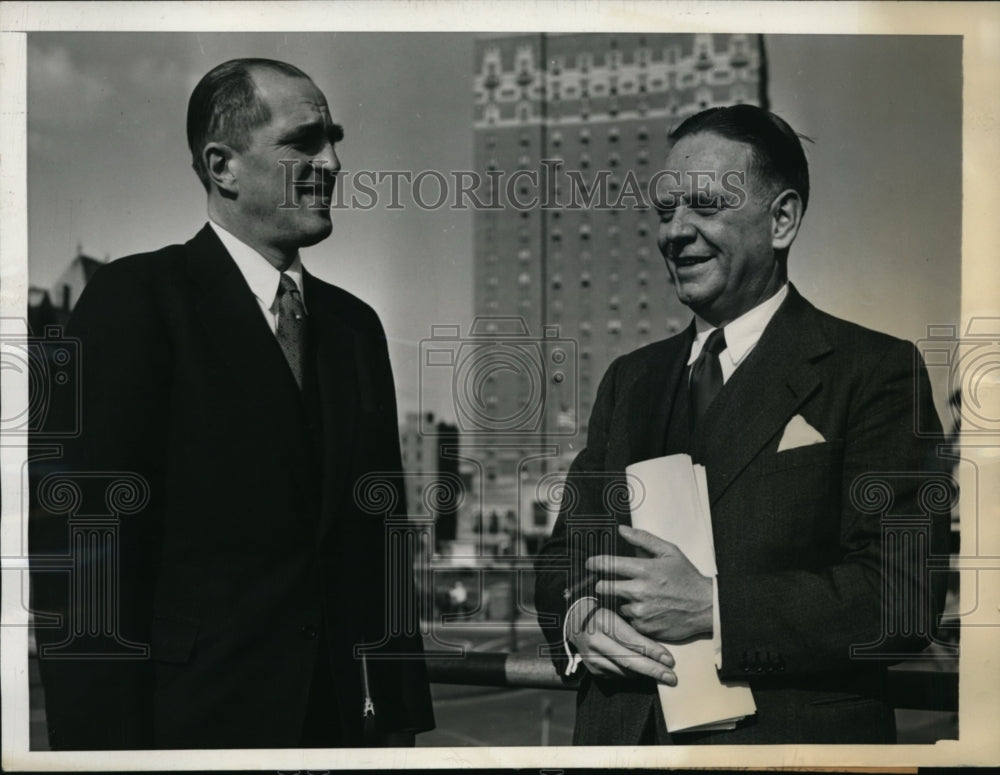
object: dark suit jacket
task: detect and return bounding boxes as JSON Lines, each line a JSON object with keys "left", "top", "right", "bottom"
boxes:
{"left": 30, "top": 225, "right": 434, "bottom": 749}
{"left": 534, "top": 285, "right": 950, "bottom": 745}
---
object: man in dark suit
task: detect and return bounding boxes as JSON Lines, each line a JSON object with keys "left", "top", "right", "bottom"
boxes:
{"left": 31, "top": 58, "right": 433, "bottom": 749}
{"left": 534, "top": 105, "right": 950, "bottom": 744}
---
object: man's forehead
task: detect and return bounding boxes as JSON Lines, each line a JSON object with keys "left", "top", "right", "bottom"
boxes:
{"left": 667, "top": 133, "right": 751, "bottom": 165}
{"left": 251, "top": 68, "right": 332, "bottom": 123}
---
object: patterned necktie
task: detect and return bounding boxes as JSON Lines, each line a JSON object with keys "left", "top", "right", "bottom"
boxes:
{"left": 689, "top": 327, "right": 727, "bottom": 427}
{"left": 274, "top": 273, "right": 307, "bottom": 389}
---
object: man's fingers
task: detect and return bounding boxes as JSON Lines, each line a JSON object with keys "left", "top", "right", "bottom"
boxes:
{"left": 589, "top": 632, "right": 672, "bottom": 683}
{"left": 590, "top": 613, "right": 677, "bottom": 684}
{"left": 618, "top": 524, "right": 677, "bottom": 557}
{"left": 594, "top": 578, "right": 642, "bottom": 601}
{"left": 603, "top": 614, "right": 675, "bottom": 669}
{"left": 585, "top": 554, "right": 647, "bottom": 578}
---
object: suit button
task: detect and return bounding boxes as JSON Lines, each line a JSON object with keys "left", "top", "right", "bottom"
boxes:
{"left": 300, "top": 624, "right": 317, "bottom": 639}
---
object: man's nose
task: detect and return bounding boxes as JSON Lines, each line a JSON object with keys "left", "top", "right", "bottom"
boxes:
{"left": 660, "top": 204, "right": 698, "bottom": 244}
{"left": 311, "top": 143, "right": 341, "bottom": 175}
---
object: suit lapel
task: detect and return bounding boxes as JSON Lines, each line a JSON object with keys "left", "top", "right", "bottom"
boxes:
{"left": 625, "top": 325, "right": 694, "bottom": 465}
{"left": 302, "top": 271, "right": 361, "bottom": 543}
{"left": 185, "top": 225, "right": 315, "bottom": 520}
{"left": 693, "top": 286, "right": 833, "bottom": 506}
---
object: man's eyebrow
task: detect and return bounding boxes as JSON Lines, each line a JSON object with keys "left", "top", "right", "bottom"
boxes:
{"left": 280, "top": 120, "right": 345, "bottom": 143}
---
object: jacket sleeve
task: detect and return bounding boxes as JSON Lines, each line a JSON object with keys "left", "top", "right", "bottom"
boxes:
{"left": 30, "top": 260, "right": 169, "bottom": 749}
{"left": 716, "top": 340, "right": 951, "bottom": 679}
{"left": 534, "top": 356, "right": 624, "bottom": 677}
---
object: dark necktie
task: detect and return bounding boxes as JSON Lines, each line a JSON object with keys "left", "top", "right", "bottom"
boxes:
{"left": 689, "top": 327, "right": 727, "bottom": 427}
{"left": 274, "top": 273, "right": 307, "bottom": 389}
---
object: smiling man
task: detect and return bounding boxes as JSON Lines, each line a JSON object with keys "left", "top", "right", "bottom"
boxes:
{"left": 534, "top": 104, "right": 949, "bottom": 745}
{"left": 31, "top": 58, "right": 434, "bottom": 750}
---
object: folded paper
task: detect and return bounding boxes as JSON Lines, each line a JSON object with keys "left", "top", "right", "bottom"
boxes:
{"left": 625, "top": 454, "right": 756, "bottom": 733}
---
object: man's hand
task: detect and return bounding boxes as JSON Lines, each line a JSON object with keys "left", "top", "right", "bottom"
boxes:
{"left": 587, "top": 524, "right": 714, "bottom": 643}
{"left": 566, "top": 597, "right": 676, "bottom": 684}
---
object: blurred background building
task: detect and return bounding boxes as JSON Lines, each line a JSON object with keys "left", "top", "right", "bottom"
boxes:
{"left": 26, "top": 247, "right": 103, "bottom": 333}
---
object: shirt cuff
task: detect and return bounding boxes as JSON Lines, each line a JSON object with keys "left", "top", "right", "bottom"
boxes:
{"left": 563, "top": 595, "right": 598, "bottom": 677}
{"left": 712, "top": 575, "right": 722, "bottom": 670}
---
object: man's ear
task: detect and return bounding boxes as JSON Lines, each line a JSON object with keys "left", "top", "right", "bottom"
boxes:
{"left": 770, "top": 189, "right": 803, "bottom": 251}
{"left": 203, "top": 142, "right": 238, "bottom": 196}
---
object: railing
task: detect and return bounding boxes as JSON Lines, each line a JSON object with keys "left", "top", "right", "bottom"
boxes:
{"left": 424, "top": 651, "right": 959, "bottom": 712}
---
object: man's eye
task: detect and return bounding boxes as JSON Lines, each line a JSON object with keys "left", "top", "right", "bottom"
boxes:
{"left": 657, "top": 207, "right": 676, "bottom": 222}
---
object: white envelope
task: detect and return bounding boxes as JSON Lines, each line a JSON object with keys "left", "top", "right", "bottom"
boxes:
{"left": 777, "top": 414, "right": 825, "bottom": 452}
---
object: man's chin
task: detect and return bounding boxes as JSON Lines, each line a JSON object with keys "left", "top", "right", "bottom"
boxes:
{"left": 297, "top": 216, "right": 334, "bottom": 246}
{"left": 674, "top": 281, "right": 713, "bottom": 309}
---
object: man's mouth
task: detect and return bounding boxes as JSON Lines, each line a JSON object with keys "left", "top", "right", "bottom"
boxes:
{"left": 294, "top": 180, "right": 334, "bottom": 204}
{"left": 673, "top": 254, "right": 713, "bottom": 268}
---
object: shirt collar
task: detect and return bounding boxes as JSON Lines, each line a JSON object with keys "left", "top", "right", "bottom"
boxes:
{"left": 208, "top": 220, "right": 305, "bottom": 310}
{"left": 687, "top": 283, "right": 789, "bottom": 368}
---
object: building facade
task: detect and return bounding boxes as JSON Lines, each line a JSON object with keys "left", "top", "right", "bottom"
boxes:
{"left": 470, "top": 33, "right": 768, "bottom": 533}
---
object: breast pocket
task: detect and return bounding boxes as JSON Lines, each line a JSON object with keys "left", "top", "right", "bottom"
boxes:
{"left": 765, "top": 439, "right": 845, "bottom": 473}
{"left": 759, "top": 440, "right": 845, "bottom": 549}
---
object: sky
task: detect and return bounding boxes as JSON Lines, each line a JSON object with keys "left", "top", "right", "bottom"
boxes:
{"left": 26, "top": 32, "right": 962, "bottom": 423}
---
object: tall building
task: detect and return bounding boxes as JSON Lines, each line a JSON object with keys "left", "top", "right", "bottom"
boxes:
{"left": 470, "top": 33, "right": 768, "bottom": 528}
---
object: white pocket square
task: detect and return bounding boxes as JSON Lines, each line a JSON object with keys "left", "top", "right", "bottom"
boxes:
{"left": 777, "top": 414, "right": 826, "bottom": 451}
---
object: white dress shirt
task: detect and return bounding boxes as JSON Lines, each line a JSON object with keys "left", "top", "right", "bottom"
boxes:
{"left": 208, "top": 220, "right": 306, "bottom": 334}
{"left": 564, "top": 283, "right": 790, "bottom": 676}
{"left": 687, "top": 284, "right": 788, "bottom": 379}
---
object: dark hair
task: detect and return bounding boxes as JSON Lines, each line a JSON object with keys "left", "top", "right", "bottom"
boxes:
{"left": 186, "top": 58, "right": 312, "bottom": 191}
{"left": 669, "top": 104, "right": 811, "bottom": 213}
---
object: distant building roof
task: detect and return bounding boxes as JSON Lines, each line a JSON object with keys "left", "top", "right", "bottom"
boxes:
{"left": 76, "top": 253, "right": 104, "bottom": 282}
{"left": 52, "top": 249, "right": 106, "bottom": 312}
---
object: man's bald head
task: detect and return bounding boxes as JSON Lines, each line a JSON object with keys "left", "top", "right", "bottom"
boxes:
{"left": 186, "top": 58, "right": 342, "bottom": 191}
